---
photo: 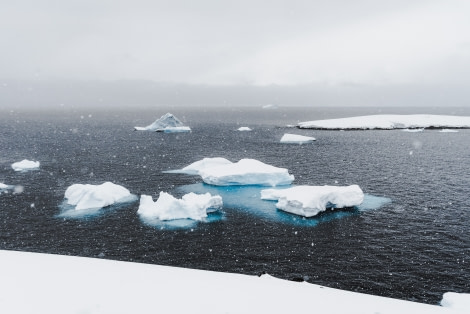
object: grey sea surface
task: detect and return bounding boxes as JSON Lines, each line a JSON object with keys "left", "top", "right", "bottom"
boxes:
{"left": 0, "top": 106, "right": 469, "bottom": 304}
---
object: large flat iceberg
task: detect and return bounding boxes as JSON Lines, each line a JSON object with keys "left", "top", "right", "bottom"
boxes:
{"left": 299, "top": 114, "right": 470, "bottom": 130}
{"left": 137, "top": 192, "right": 222, "bottom": 221}
{"left": 64, "top": 182, "right": 137, "bottom": 210}
{"left": 0, "top": 250, "right": 460, "bottom": 314}
{"left": 280, "top": 133, "right": 316, "bottom": 144}
{"left": 261, "top": 185, "right": 364, "bottom": 217}
{"left": 134, "top": 113, "right": 191, "bottom": 132}
{"left": 168, "top": 158, "right": 294, "bottom": 186}
{"left": 11, "top": 159, "right": 40, "bottom": 172}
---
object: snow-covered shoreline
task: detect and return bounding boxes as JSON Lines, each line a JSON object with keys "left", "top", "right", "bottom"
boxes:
{"left": 299, "top": 114, "right": 470, "bottom": 130}
{"left": 0, "top": 250, "right": 466, "bottom": 314}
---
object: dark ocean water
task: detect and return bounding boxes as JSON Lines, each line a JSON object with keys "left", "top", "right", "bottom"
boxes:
{"left": 0, "top": 106, "right": 469, "bottom": 305}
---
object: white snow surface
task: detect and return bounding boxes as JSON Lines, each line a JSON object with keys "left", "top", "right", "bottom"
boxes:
{"left": 11, "top": 159, "right": 40, "bottom": 171}
{"left": 299, "top": 114, "right": 470, "bottom": 130}
{"left": 162, "top": 126, "right": 191, "bottom": 133}
{"left": 134, "top": 113, "right": 190, "bottom": 131}
{"left": 237, "top": 126, "right": 252, "bottom": 131}
{"left": 0, "top": 250, "right": 464, "bottom": 314}
{"left": 168, "top": 158, "right": 294, "bottom": 186}
{"left": 167, "top": 157, "right": 233, "bottom": 175}
{"left": 199, "top": 158, "right": 294, "bottom": 186}
{"left": 261, "top": 185, "right": 364, "bottom": 217}
{"left": 280, "top": 133, "right": 316, "bottom": 143}
{"left": 138, "top": 192, "right": 222, "bottom": 221}
{"left": 441, "top": 292, "right": 470, "bottom": 311}
{"left": 64, "top": 182, "right": 135, "bottom": 210}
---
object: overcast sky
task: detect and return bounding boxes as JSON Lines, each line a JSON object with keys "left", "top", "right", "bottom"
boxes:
{"left": 2, "top": 0, "right": 469, "bottom": 86}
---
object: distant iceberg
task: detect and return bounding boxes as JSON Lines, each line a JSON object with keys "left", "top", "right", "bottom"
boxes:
{"left": 167, "top": 158, "right": 294, "bottom": 186}
{"left": 134, "top": 113, "right": 191, "bottom": 132}
{"left": 439, "top": 129, "right": 459, "bottom": 133}
{"left": 261, "top": 185, "right": 364, "bottom": 217}
{"left": 237, "top": 127, "right": 252, "bottom": 131}
{"left": 0, "top": 183, "right": 13, "bottom": 193}
{"left": 402, "top": 128, "right": 424, "bottom": 133}
{"left": 280, "top": 133, "right": 316, "bottom": 144}
{"left": 64, "top": 182, "right": 137, "bottom": 211}
{"left": 138, "top": 192, "right": 222, "bottom": 221}
{"left": 11, "top": 159, "right": 40, "bottom": 172}
{"left": 299, "top": 114, "right": 470, "bottom": 130}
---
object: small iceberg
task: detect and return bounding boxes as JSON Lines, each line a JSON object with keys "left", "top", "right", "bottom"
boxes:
{"left": 63, "top": 182, "right": 137, "bottom": 211}
{"left": 134, "top": 113, "right": 191, "bottom": 132}
{"left": 138, "top": 192, "right": 222, "bottom": 221}
{"left": 261, "top": 185, "right": 364, "bottom": 217}
{"left": 299, "top": 114, "right": 470, "bottom": 130}
{"left": 280, "top": 133, "right": 316, "bottom": 144}
{"left": 439, "top": 129, "right": 459, "bottom": 133}
{"left": 11, "top": 159, "right": 40, "bottom": 172}
{"left": 167, "top": 158, "right": 294, "bottom": 186}
{"left": 237, "top": 127, "right": 252, "bottom": 131}
{"left": 441, "top": 292, "right": 470, "bottom": 311}
{"left": 0, "top": 183, "right": 14, "bottom": 194}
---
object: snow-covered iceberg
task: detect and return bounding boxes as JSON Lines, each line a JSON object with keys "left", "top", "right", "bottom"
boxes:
{"left": 280, "top": 133, "right": 316, "bottom": 144}
{"left": 261, "top": 185, "right": 364, "bottom": 217}
{"left": 137, "top": 192, "right": 222, "bottom": 221}
{"left": 299, "top": 114, "right": 470, "bottom": 130}
{"left": 237, "top": 127, "right": 252, "bottom": 131}
{"left": 134, "top": 113, "right": 191, "bottom": 132}
{"left": 11, "top": 159, "right": 40, "bottom": 172}
{"left": 167, "top": 158, "right": 294, "bottom": 186}
{"left": 64, "top": 182, "right": 137, "bottom": 211}
{"left": 441, "top": 292, "right": 470, "bottom": 311}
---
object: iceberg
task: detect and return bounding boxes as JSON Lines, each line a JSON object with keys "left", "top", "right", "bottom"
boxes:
{"left": 237, "top": 127, "right": 252, "bottom": 131}
{"left": 299, "top": 114, "right": 470, "bottom": 130}
{"left": 11, "top": 159, "right": 40, "bottom": 171}
{"left": 261, "top": 185, "right": 364, "bottom": 217}
{"left": 134, "top": 113, "right": 191, "bottom": 132}
{"left": 0, "top": 183, "right": 13, "bottom": 193}
{"left": 280, "top": 133, "right": 316, "bottom": 144}
{"left": 441, "top": 292, "right": 470, "bottom": 311}
{"left": 440, "top": 129, "right": 459, "bottom": 133}
{"left": 64, "top": 182, "right": 136, "bottom": 210}
{"left": 168, "top": 158, "right": 294, "bottom": 186}
{"left": 137, "top": 192, "right": 222, "bottom": 221}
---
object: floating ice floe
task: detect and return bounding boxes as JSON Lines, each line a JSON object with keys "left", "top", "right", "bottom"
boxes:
{"left": 138, "top": 192, "right": 222, "bottom": 221}
{"left": 0, "top": 183, "right": 14, "bottom": 194}
{"left": 299, "top": 114, "right": 470, "bottom": 130}
{"left": 64, "top": 182, "right": 137, "bottom": 211}
{"left": 237, "top": 127, "right": 252, "bottom": 131}
{"left": 280, "top": 133, "right": 316, "bottom": 144}
{"left": 134, "top": 113, "right": 191, "bottom": 132}
{"left": 178, "top": 183, "right": 391, "bottom": 226}
{"left": 11, "top": 159, "right": 40, "bottom": 172}
{"left": 168, "top": 158, "right": 294, "bottom": 186}
{"left": 439, "top": 129, "right": 459, "bottom": 133}
{"left": 261, "top": 185, "right": 364, "bottom": 217}
{"left": 441, "top": 292, "right": 470, "bottom": 311}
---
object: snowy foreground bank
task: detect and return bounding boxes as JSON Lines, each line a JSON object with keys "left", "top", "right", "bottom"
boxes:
{"left": 299, "top": 114, "right": 470, "bottom": 130}
{"left": 0, "top": 250, "right": 466, "bottom": 314}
